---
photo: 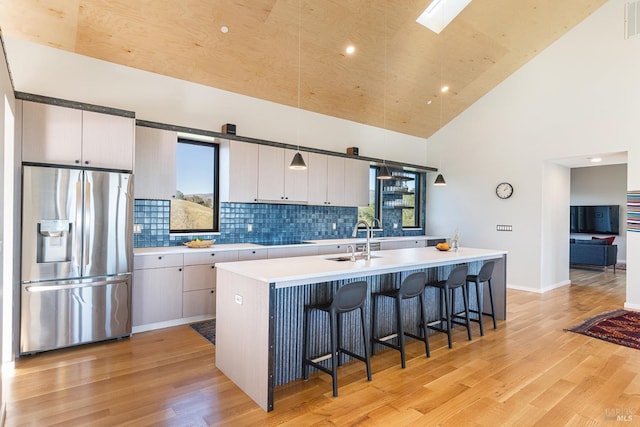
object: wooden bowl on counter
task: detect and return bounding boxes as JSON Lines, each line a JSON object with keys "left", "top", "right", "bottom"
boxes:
{"left": 184, "top": 239, "right": 215, "bottom": 248}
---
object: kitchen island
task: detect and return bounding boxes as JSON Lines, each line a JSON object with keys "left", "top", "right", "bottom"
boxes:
{"left": 215, "top": 246, "right": 507, "bottom": 411}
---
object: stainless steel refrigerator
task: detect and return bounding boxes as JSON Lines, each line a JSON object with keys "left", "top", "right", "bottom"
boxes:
{"left": 20, "top": 165, "right": 133, "bottom": 354}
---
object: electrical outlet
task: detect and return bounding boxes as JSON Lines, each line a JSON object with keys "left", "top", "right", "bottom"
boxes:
{"left": 133, "top": 224, "right": 143, "bottom": 234}
{"left": 247, "top": 224, "right": 253, "bottom": 232}
{"left": 393, "top": 223, "right": 398, "bottom": 229}
{"left": 496, "top": 224, "right": 513, "bottom": 231}
{"left": 235, "top": 294, "right": 243, "bottom": 305}
{"left": 332, "top": 223, "right": 337, "bottom": 230}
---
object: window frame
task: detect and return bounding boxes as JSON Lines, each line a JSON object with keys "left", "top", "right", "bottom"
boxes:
{"left": 357, "top": 166, "right": 382, "bottom": 229}
{"left": 169, "top": 137, "right": 220, "bottom": 234}
{"left": 401, "top": 170, "right": 422, "bottom": 229}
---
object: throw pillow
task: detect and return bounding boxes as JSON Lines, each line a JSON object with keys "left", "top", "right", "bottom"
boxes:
{"left": 592, "top": 236, "right": 615, "bottom": 245}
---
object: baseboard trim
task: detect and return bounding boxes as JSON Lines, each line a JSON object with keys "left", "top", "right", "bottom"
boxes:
{"left": 507, "top": 280, "right": 571, "bottom": 294}
{"left": 623, "top": 302, "right": 640, "bottom": 311}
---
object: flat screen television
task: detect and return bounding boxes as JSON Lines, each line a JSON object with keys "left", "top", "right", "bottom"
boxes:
{"left": 570, "top": 205, "right": 620, "bottom": 235}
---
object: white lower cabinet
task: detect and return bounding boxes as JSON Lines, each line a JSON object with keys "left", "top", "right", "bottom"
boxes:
{"left": 133, "top": 264, "right": 183, "bottom": 326}
{"left": 379, "top": 239, "right": 425, "bottom": 250}
{"left": 182, "top": 264, "right": 216, "bottom": 317}
{"left": 133, "top": 250, "right": 242, "bottom": 331}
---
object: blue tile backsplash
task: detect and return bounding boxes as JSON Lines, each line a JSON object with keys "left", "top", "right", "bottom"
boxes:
{"left": 133, "top": 190, "right": 426, "bottom": 248}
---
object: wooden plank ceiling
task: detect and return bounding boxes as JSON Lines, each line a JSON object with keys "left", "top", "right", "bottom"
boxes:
{"left": 0, "top": 0, "right": 605, "bottom": 138}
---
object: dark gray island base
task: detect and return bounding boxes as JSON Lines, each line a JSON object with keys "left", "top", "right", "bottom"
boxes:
{"left": 215, "top": 247, "right": 507, "bottom": 411}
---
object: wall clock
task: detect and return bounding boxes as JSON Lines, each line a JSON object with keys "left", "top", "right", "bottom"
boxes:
{"left": 496, "top": 182, "right": 514, "bottom": 199}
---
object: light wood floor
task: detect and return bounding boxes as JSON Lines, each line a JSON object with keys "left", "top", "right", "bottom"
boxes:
{"left": 4, "top": 269, "right": 638, "bottom": 426}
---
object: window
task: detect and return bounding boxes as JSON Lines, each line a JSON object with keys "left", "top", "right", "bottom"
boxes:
{"left": 401, "top": 170, "right": 421, "bottom": 228}
{"left": 170, "top": 138, "right": 219, "bottom": 233}
{"left": 358, "top": 166, "right": 381, "bottom": 227}
{"left": 358, "top": 167, "right": 423, "bottom": 230}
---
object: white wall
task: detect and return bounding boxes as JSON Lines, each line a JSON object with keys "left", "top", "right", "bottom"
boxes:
{"left": 570, "top": 164, "right": 627, "bottom": 262}
{"left": 426, "top": 0, "right": 640, "bottom": 303}
{"left": 0, "top": 31, "right": 17, "bottom": 418}
{"left": 3, "top": 37, "right": 428, "bottom": 167}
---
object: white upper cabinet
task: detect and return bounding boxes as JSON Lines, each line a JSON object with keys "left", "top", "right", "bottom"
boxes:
{"left": 219, "top": 140, "right": 259, "bottom": 203}
{"left": 257, "top": 145, "right": 308, "bottom": 203}
{"left": 22, "top": 101, "right": 82, "bottom": 166}
{"left": 82, "top": 110, "right": 135, "bottom": 170}
{"left": 326, "top": 156, "right": 346, "bottom": 206}
{"left": 308, "top": 153, "right": 345, "bottom": 206}
{"left": 134, "top": 126, "right": 177, "bottom": 200}
{"left": 344, "top": 157, "right": 370, "bottom": 207}
{"left": 308, "top": 153, "right": 369, "bottom": 207}
{"left": 22, "top": 101, "right": 135, "bottom": 170}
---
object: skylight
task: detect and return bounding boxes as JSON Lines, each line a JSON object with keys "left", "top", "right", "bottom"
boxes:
{"left": 416, "top": 0, "right": 472, "bottom": 34}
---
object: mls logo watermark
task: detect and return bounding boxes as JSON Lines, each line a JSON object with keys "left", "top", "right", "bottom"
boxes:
{"left": 605, "top": 408, "right": 636, "bottom": 422}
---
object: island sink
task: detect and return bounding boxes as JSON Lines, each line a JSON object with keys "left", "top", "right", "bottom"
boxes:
{"left": 326, "top": 254, "right": 382, "bottom": 262}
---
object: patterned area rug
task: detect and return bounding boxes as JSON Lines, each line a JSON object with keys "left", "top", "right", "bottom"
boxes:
{"left": 190, "top": 319, "right": 215, "bottom": 346}
{"left": 566, "top": 309, "right": 640, "bottom": 350}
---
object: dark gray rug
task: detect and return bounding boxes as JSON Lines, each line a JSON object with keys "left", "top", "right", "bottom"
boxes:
{"left": 190, "top": 319, "right": 216, "bottom": 346}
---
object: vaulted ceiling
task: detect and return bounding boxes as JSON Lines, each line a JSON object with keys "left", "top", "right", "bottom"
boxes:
{"left": 0, "top": 0, "right": 605, "bottom": 138}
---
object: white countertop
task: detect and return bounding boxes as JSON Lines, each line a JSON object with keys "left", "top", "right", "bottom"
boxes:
{"left": 133, "top": 235, "right": 447, "bottom": 256}
{"left": 304, "top": 235, "right": 444, "bottom": 245}
{"left": 215, "top": 246, "right": 507, "bottom": 288}
{"left": 134, "top": 243, "right": 263, "bottom": 256}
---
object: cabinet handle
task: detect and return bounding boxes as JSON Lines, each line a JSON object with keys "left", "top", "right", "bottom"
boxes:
{"left": 285, "top": 196, "right": 288, "bottom": 200}
{"left": 158, "top": 256, "right": 162, "bottom": 260}
{"left": 178, "top": 268, "right": 182, "bottom": 272}
{"left": 210, "top": 290, "right": 214, "bottom": 294}
{"left": 211, "top": 253, "right": 215, "bottom": 257}
{"left": 211, "top": 265, "right": 215, "bottom": 269}
{"left": 84, "top": 160, "right": 89, "bottom": 165}
{"left": 75, "top": 160, "right": 80, "bottom": 164}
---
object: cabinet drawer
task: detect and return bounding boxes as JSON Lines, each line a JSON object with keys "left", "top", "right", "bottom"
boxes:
{"left": 237, "top": 248, "right": 268, "bottom": 261}
{"left": 183, "top": 289, "right": 216, "bottom": 318}
{"left": 267, "top": 245, "right": 319, "bottom": 259}
{"left": 183, "top": 264, "right": 216, "bottom": 291}
{"left": 316, "top": 244, "right": 349, "bottom": 255}
{"left": 183, "top": 250, "right": 238, "bottom": 266}
{"left": 132, "top": 267, "right": 183, "bottom": 326}
{"left": 134, "top": 253, "right": 183, "bottom": 270}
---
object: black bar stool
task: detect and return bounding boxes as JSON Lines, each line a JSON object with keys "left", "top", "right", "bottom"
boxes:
{"left": 371, "top": 272, "right": 430, "bottom": 368}
{"left": 425, "top": 265, "right": 471, "bottom": 348}
{"left": 466, "top": 261, "right": 497, "bottom": 336}
{"left": 302, "top": 281, "right": 372, "bottom": 397}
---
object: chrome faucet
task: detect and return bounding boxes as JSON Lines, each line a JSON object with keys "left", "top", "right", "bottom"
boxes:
{"left": 346, "top": 244, "right": 356, "bottom": 262}
{"left": 352, "top": 220, "right": 372, "bottom": 260}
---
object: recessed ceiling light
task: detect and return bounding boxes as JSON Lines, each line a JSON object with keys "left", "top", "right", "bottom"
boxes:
{"left": 220, "top": 26, "right": 229, "bottom": 33}
{"left": 426, "top": 100, "right": 433, "bottom": 105}
{"left": 441, "top": 85, "right": 449, "bottom": 93}
{"left": 590, "top": 157, "right": 602, "bottom": 163}
{"left": 346, "top": 45, "right": 356, "bottom": 55}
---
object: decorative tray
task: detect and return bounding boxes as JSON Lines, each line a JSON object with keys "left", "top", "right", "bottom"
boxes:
{"left": 184, "top": 239, "right": 215, "bottom": 248}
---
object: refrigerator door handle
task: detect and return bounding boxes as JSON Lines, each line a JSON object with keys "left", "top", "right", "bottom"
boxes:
{"left": 73, "top": 177, "right": 84, "bottom": 274}
{"left": 25, "top": 276, "right": 130, "bottom": 293}
{"left": 83, "top": 177, "right": 92, "bottom": 270}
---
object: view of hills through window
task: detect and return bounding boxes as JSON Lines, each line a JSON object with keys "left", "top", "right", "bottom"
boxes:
{"left": 170, "top": 140, "right": 217, "bottom": 232}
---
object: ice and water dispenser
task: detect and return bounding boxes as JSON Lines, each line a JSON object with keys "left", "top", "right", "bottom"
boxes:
{"left": 36, "top": 219, "right": 72, "bottom": 263}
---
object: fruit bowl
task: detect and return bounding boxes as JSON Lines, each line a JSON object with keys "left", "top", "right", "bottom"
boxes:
{"left": 184, "top": 239, "right": 215, "bottom": 248}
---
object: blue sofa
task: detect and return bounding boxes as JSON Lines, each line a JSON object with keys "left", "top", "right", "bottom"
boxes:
{"left": 569, "top": 238, "right": 618, "bottom": 272}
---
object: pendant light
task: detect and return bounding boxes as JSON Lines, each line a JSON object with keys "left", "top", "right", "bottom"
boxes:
{"left": 378, "top": 163, "right": 392, "bottom": 180}
{"left": 433, "top": 20, "right": 447, "bottom": 186}
{"left": 289, "top": 0, "right": 307, "bottom": 170}
{"left": 434, "top": 173, "right": 446, "bottom": 185}
{"left": 377, "top": 1, "right": 392, "bottom": 181}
